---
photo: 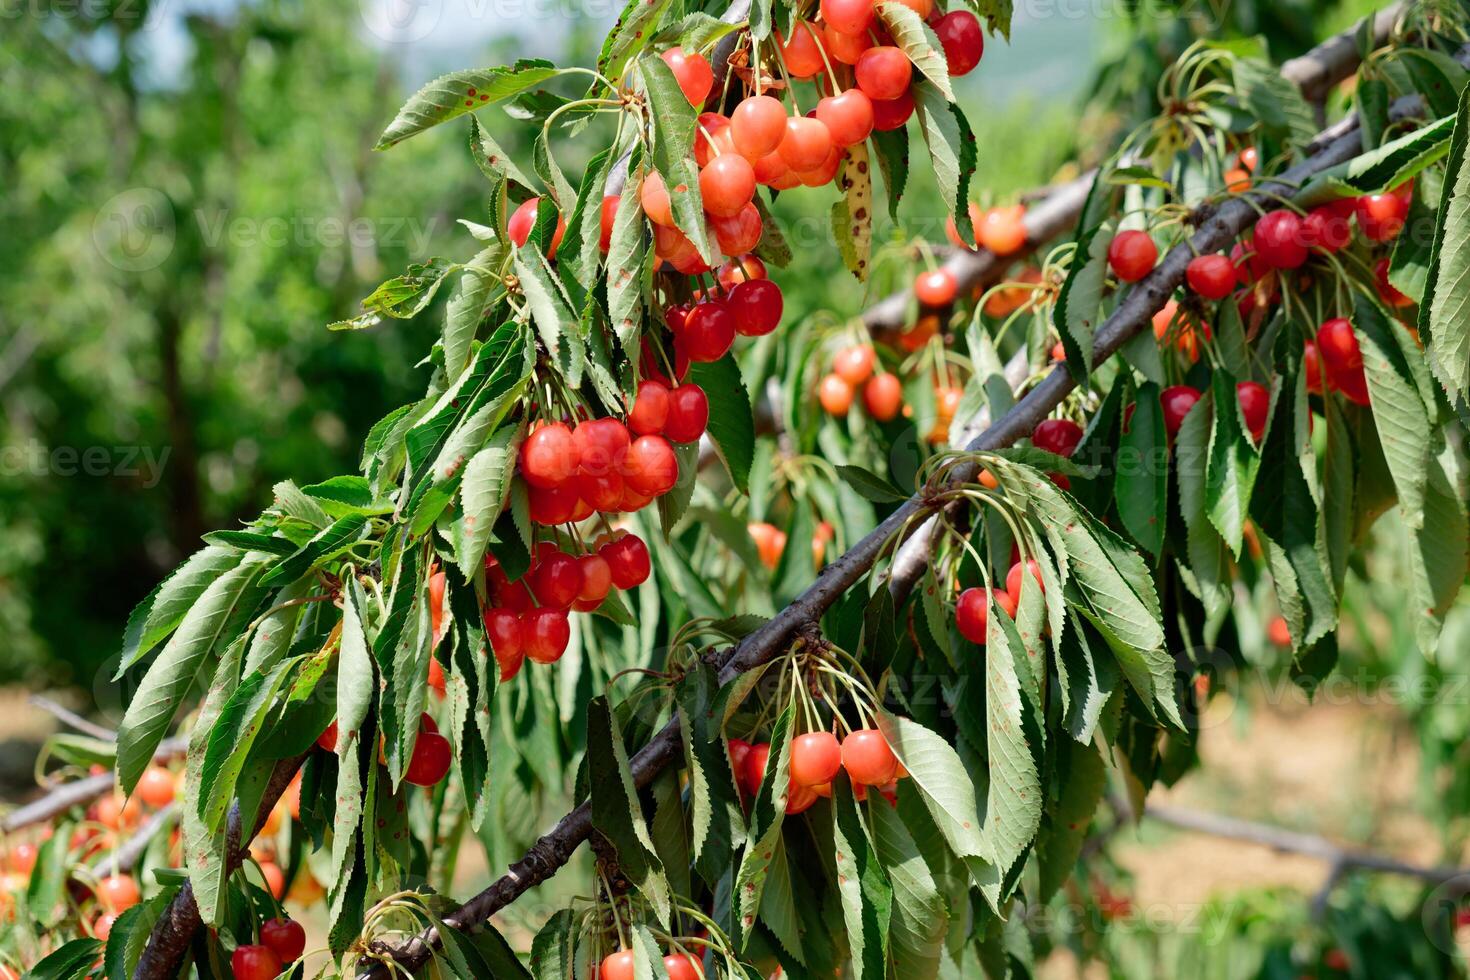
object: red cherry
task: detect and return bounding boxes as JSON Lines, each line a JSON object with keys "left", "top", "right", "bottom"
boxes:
{"left": 665, "top": 385, "right": 710, "bottom": 443}
{"left": 1032, "top": 418, "right": 1083, "bottom": 457}
{"left": 730, "top": 95, "right": 788, "bottom": 159}
{"left": 1253, "top": 210, "right": 1308, "bottom": 269}
{"left": 1229, "top": 240, "right": 1268, "bottom": 285}
{"left": 1374, "top": 257, "right": 1413, "bottom": 308}
{"left": 681, "top": 301, "right": 736, "bottom": 362}
{"left": 599, "top": 950, "right": 637, "bottom": 980}
{"left": 862, "top": 374, "right": 902, "bottom": 421}
{"left": 97, "top": 874, "right": 141, "bottom": 913}
{"left": 601, "top": 533, "right": 653, "bottom": 589}
{"left": 1185, "top": 254, "right": 1236, "bottom": 300}
{"left": 573, "top": 418, "right": 631, "bottom": 477}
{"left": 484, "top": 608, "right": 525, "bottom": 680}
{"left": 405, "top": 731, "right": 452, "bottom": 786}
{"left": 663, "top": 953, "right": 703, "bottom": 980}
{"left": 728, "top": 278, "right": 783, "bottom": 336}
{"left": 1355, "top": 191, "right": 1408, "bottom": 241}
{"left": 786, "top": 780, "right": 819, "bottom": 815}
{"left": 855, "top": 46, "right": 912, "bottom": 101}
{"left": 841, "top": 729, "right": 899, "bottom": 786}
{"left": 833, "top": 345, "right": 876, "bottom": 385}
{"left": 527, "top": 481, "right": 579, "bottom": 525}
{"left": 1301, "top": 204, "right": 1352, "bottom": 252}
{"left": 507, "top": 198, "right": 566, "bottom": 258}
{"left": 530, "top": 550, "right": 583, "bottom": 609}
{"left": 699, "top": 153, "right": 756, "bottom": 217}
{"left": 1160, "top": 384, "right": 1202, "bottom": 436}
{"left": 934, "top": 10, "right": 984, "bottom": 75}
{"left": 914, "top": 268, "right": 957, "bottom": 306}
{"left": 623, "top": 435, "right": 678, "bottom": 496}
{"left": 742, "top": 742, "right": 772, "bottom": 796}
{"left": 711, "top": 203, "right": 763, "bottom": 256}
{"left": 522, "top": 608, "right": 571, "bottom": 664}
{"left": 520, "top": 422, "right": 579, "bottom": 489}
{"left": 1006, "top": 559, "right": 1044, "bottom": 598}
{"left": 231, "top": 944, "right": 284, "bottom": 980}
{"left": 820, "top": 0, "right": 875, "bottom": 36}
{"left": 871, "top": 90, "right": 916, "bottom": 131}
{"left": 789, "top": 732, "right": 843, "bottom": 787}
{"left": 1107, "top": 230, "right": 1157, "bottom": 282}
{"left": 694, "top": 112, "right": 733, "bottom": 169}
{"left": 660, "top": 47, "right": 713, "bottom": 107}
{"left": 427, "top": 657, "right": 446, "bottom": 699}
{"left": 137, "top": 765, "right": 177, "bottom": 809}
{"left": 795, "top": 144, "right": 844, "bottom": 187}
{"left": 815, "top": 89, "right": 875, "bottom": 148}
{"left": 1236, "top": 381, "right": 1270, "bottom": 443}
{"left": 598, "top": 195, "right": 620, "bottom": 252}
{"left": 1304, "top": 340, "right": 1325, "bottom": 395}
{"left": 718, "top": 254, "right": 767, "bottom": 288}
{"left": 260, "top": 918, "right": 306, "bottom": 963}
{"left": 1316, "top": 318, "right": 1369, "bottom": 405}
{"left": 317, "top": 720, "right": 339, "bottom": 752}
{"left": 727, "top": 738, "right": 754, "bottom": 791}
{"left": 955, "top": 586, "right": 1014, "bottom": 643}
{"left": 640, "top": 171, "right": 675, "bottom": 227}
{"left": 629, "top": 380, "right": 671, "bottom": 435}
{"left": 7, "top": 842, "right": 37, "bottom": 875}
{"left": 819, "top": 374, "right": 855, "bottom": 415}
{"left": 576, "top": 554, "right": 613, "bottom": 605}
{"left": 777, "top": 116, "right": 833, "bottom": 172}
{"left": 777, "top": 22, "right": 827, "bottom": 79}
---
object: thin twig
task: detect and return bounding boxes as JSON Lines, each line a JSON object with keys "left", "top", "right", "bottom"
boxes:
{"left": 29, "top": 695, "right": 118, "bottom": 742}
{"left": 2, "top": 736, "right": 187, "bottom": 835}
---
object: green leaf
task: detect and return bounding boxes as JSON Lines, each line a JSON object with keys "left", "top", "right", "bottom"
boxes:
{"left": 913, "top": 82, "right": 976, "bottom": 250}
{"left": 197, "top": 659, "right": 294, "bottom": 832}
{"left": 260, "top": 514, "right": 368, "bottom": 588}
{"left": 606, "top": 169, "right": 649, "bottom": 355}
{"left": 832, "top": 143, "right": 874, "bottom": 281}
{"left": 836, "top": 464, "right": 909, "bottom": 503}
{"left": 1407, "top": 446, "right": 1470, "bottom": 654}
{"left": 870, "top": 127, "right": 910, "bottom": 222}
{"left": 641, "top": 53, "right": 716, "bottom": 263}
{"left": 376, "top": 63, "right": 561, "bottom": 149}
{"left": 676, "top": 663, "right": 748, "bottom": 885}
{"left": 587, "top": 695, "right": 671, "bottom": 926}
{"left": 116, "top": 558, "right": 269, "bottom": 795}
{"left": 456, "top": 425, "right": 522, "bottom": 579}
{"left": 733, "top": 706, "right": 794, "bottom": 950}
{"left": 26, "top": 939, "right": 103, "bottom": 980}
{"left": 758, "top": 836, "right": 805, "bottom": 964}
{"left": 104, "top": 897, "right": 162, "bottom": 980}
{"left": 469, "top": 116, "right": 534, "bottom": 189}
{"left": 1052, "top": 221, "right": 1110, "bottom": 376}
{"left": 980, "top": 604, "right": 1044, "bottom": 888}
{"left": 870, "top": 784, "right": 948, "bottom": 980}
{"left": 1115, "top": 378, "right": 1167, "bottom": 556}
{"left": 444, "top": 248, "right": 504, "bottom": 383}
{"left": 1176, "top": 396, "right": 1231, "bottom": 624}
{"left": 832, "top": 779, "right": 892, "bottom": 980}
{"left": 600, "top": 0, "right": 676, "bottom": 83}
{"left": 117, "top": 545, "right": 241, "bottom": 676}
{"left": 515, "top": 245, "right": 586, "bottom": 385}
{"left": 1205, "top": 370, "right": 1263, "bottom": 554}
{"left": 1036, "top": 738, "right": 1106, "bottom": 901}
{"left": 688, "top": 353, "right": 756, "bottom": 493}
{"left": 1418, "top": 81, "right": 1470, "bottom": 406}
{"left": 1356, "top": 295, "right": 1431, "bottom": 529}
{"left": 531, "top": 908, "right": 578, "bottom": 980}
{"left": 877, "top": 2, "right": 953, "bottom": 101}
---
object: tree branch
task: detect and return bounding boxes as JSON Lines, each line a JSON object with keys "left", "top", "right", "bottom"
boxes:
{"left": 2, "top": 736, "right": 187, "bottom": 835}
{"left": 354, "top": 29, "right": 1438, "bottom": 975}
{"left": 30, "top": 695, "right": 118, "bottom": 742}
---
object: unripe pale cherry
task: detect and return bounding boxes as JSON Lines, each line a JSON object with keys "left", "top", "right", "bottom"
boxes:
{"left": 819, "top": 374, "right": 854, "bottom": 415}
{"left": 832, "top": 345, "right": 876, "bottom": 386}
{"left": 790, "top": 732, "right": 843, "bottom": 787}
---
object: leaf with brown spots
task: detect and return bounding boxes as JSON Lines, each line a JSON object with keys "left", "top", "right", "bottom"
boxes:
{"left": 832, "top": 142, "right": 873, "bottom": 281}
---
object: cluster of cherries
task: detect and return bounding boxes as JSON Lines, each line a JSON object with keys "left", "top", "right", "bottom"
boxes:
{"left": 317, "top": 710, "right": 452, "bottom": 787}
{"left": 817, "top": 343, "right": 902, "bottom": 421}
{"left": 1158, "top": 380, "right": 1270, "bottom": 442}
{"left": 728, "top": 726, "right": 905, "bottom": 815}
{"left": 596, "top": 948, "right": 702, "bottom": 980}
{"left": 748, "top": 519, "right": 835, "bottom": 570}
{"left": 230, "top": 917, "right": 307, "bottom": 980}
{"left": 481, "top": 533, "right": 651, "bottom": 675}
{"left": 657, "top": 258, "right": 784, "bottom": 369}
{"left": 956, "top": 557, "right": 1045, "bottom": 644}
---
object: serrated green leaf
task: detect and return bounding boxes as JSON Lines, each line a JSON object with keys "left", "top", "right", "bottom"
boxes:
{"left": 588, "top": 695, "right": 671, "bottom": 926}
{"left": 377, "top": 63, "right": 562, "bottom": 149}
{"left": 687, "top": 353, "right": 755, "bottom": 493}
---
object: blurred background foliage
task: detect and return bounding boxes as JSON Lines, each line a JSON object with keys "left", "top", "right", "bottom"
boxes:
{"left": 11, "top": 0, "right": 1470, "bottom": 974}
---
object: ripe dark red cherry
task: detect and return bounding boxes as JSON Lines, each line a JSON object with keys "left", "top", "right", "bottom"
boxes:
{"left": 1375, "top": 257, "right": 1413, "bottom": 308}
{"left": 789, "top": 732, "right": 843, "bottom": 787}
{"left": 718, "top": 253, "right": 767, "bottom": 288}
{"left": 260, "top": 918, "right": 306, "bottom": 963}
{"left": 576, "top": 554, "right": 613, "bottom": 606}
{"left": 933, "top": 10, "right": 984, "bottom": 75}
{"left": 598, "top": 195, "right": 620, "bottom": 252}
{"left": 522, "top": 608, "right": 571, "bottom": 664}
{"left": 1355, "top": 191, "right": 1409, "bottom": 241}
{"left": 623, "top": 435, "right": 679, "bottom": 496}
{"left": 629, "top": 380, "right": 671, "bottom": 435}
{"left": 681, "top": 301, "right": 736, "bottom": 362}
{"left": 1185, "top": 254, "right": 1237, "bottom": 300}
{"left": 530, "top": 550, "right": 583, "bottom": 609}
{"left": 862, "top": 374, "right": 902, "bottom": 421}
{"left": 841, "top": 729, "right": 899, "bottom": 786}
{"left": 507, "top": 198, "right": 567, "bottom": 258}
{"left": 484, "top": 608, "right": 525, "bottom": 680}
{"left": 871, "top": 89, "right": 916, "bottom": 131}
{"left": 665, "top": 385, "right": 710, "bottom": 443}
{"left": 728, "top": 738, "right": 754, "bottom": 789}
{"left": 855, "top": 47, "right": 913, "bottom": 102}
{"left": 1304, "top": 340, "right": 1324, "bottom": 395}
{"left": 405, "top": 731, "right": 452, "bottom": 786}
{"left": 527, "top": 482, "right": 579, "bottom": 525}
{"left": 956, "top": 586, "right": 1016, "bottom": 643}
{"left": 520, "top": 422, "right": 579, "bottom": 488}
{"left": 1006, "top": 559, "right": 1044, "bottom": 598}
{"left": 1032, "top": 418, "right": 1084, "bottom": 458}
{"left": 601, "top": 533, "right": 653, "bottom": 589}
{"left": 913, "top": 268, "right": 957, "bottom": 306}
{"left": 231, "top": 944, "right": 284, "bottom": 980}
{"left": 1160, "top": 385, "right": 1202, "bottom": 436}
{"left": 1301, "top": 205, "right": 1351, "bottom": 252}
{"left": 742, "top": 742, "right": 771, "bottom": 796}
{"left": 663, "top": 953, "right": 703, "bottom": 980}
{"left": 728, "top": 278, "right": 783, "bottom": 336}
{"left": 660, "top": 47, "right": 714, "bottom": 107}
{"left": 1107, "top": 230, "right": 1157, "bottom": 282}
{"left": 1316, "top": 318, "right": 1370, "bottom": 405}
{"left": 1236, "top": 381, "right": 1270, "bottom": 443}
{"left": 572, "top": 418, "right": 630, "bottom": 476}
{"left": 1253, "top": 210, "right": 1308, "bottom": 269}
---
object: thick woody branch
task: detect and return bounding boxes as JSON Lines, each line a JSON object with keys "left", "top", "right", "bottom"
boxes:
{"left": 356, "top": 32, "right": 1430, "bottom": 977}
